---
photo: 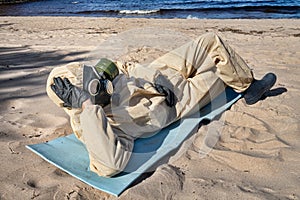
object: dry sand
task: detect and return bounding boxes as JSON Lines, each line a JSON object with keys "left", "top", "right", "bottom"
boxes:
{"left": 0, "top": 17, "right": 299, "bottom": 200}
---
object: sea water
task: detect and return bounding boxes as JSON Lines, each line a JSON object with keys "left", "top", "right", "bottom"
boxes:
{"left": 0, "top": 0, "right": 299, "bottom": 19}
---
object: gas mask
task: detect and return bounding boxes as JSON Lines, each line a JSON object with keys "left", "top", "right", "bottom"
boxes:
{"left": 83, "top": 58, "right": 119, "bottom": 107}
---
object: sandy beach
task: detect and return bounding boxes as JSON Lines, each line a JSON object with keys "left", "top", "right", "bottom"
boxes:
{"left": 0, "top": 17, "right": 299, "bottom": 199}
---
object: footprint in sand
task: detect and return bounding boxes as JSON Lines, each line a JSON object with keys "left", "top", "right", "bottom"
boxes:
{"left": 26, "top": 179, "right": 37, "bottom": 188}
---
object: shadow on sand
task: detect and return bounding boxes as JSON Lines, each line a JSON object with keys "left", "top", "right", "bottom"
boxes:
{"left": 0, "top": 46, "right": 89, "bottom": 103}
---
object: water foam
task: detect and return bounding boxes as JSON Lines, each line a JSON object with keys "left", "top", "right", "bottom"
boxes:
{"left": 119, "top": 10, "right": 160, "bottom": 15}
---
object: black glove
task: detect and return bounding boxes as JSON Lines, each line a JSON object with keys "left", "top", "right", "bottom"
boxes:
{"left": 154, "top": 83, "right": 176, "bottom": 107}
{"left": 51, "top": 77, "right": 90, "bottom": 108}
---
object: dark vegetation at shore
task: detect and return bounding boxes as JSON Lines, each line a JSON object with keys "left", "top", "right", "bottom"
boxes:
{"left": 0, "top": 0, "right": 36, "bottom": 4}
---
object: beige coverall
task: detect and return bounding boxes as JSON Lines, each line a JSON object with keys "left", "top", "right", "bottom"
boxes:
{"left": 46, "top": 33, "right": 253, "bottom": 177}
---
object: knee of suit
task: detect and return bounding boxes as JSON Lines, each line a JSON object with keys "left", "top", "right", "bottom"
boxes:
{"left": 46, "top": 62, "right": 83, "bottom": 107}
{"left": 195, "top": 32, "right": 220, "bottom": 47}
{"left": 46, "top": 67, "right": 65, "bottom": 107}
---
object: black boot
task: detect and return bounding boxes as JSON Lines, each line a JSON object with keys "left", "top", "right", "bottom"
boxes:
{"left": 244, "top": 73, "right": 277, "bottom": 105}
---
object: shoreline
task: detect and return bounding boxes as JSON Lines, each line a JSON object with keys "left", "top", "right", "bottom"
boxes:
{"left": 0, "top": 17, "right": 299, "bottom": 199}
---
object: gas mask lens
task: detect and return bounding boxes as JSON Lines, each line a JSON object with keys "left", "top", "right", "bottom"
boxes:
{"left": 88, "top": 79, "right": 100, "bottom": 96}
{"left": 88, "top": 79, "right": 114, "bottom": 96}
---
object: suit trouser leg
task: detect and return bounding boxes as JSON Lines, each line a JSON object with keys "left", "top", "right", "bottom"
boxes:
{"left": 148, "top": 32, "right": 254, "bottom": 118}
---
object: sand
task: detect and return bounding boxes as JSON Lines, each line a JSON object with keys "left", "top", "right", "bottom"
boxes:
{"left": 0, "top": 16, "right": 299, "bottom": 200}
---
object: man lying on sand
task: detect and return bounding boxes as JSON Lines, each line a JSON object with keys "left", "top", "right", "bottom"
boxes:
{"left": 46, "top": 32, "right": 276, "bottom": 177}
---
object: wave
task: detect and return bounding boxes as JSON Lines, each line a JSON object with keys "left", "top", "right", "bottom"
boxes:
{"left": 119, "top": 10, "right": 160, "bottom": 15}
{"left": 74, "top": 9, "right": 160, "bottom": 16}
{"left": 186, "top": 14, "right": 199, "bottom": 19}
{"left": 164, "top": 0, "right": 285, "bottom": 7}
{"left": 159, "top": 5, "right": 300, "bottom": 14}
{"left": 74, "top": 5, "right": 299, "bottom": 16}
{"left": 75, "top": 5, "right": 300, "bottom": 15}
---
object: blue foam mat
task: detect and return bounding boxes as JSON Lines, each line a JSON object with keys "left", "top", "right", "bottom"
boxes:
{"left": 26, "top": 88, "right": 241, "bottom": 196}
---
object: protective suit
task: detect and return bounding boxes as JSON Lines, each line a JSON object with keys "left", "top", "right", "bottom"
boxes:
{"left": 46, "top": 33, "right": 253, "bottom": 177}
